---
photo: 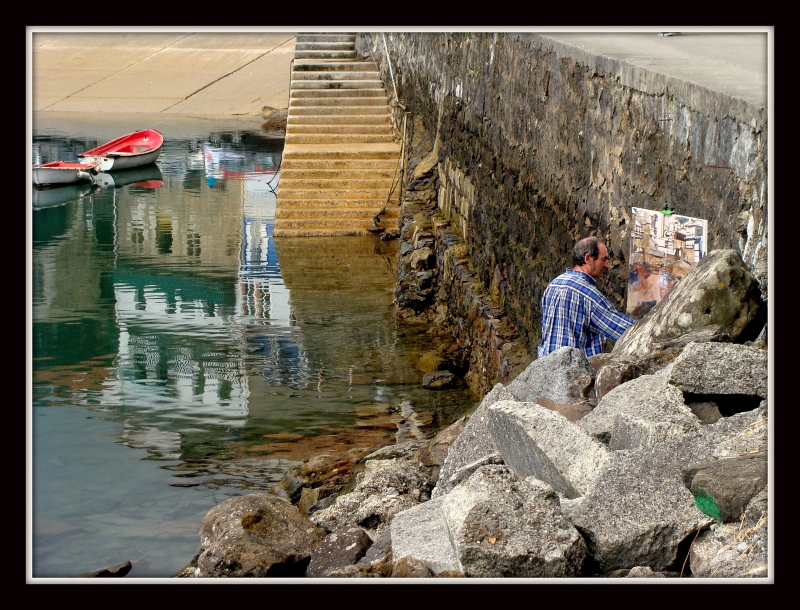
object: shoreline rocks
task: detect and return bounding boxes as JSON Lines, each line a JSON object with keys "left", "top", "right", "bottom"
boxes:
{"left": 180, "top": 233, "right": 769, "bottom": 579}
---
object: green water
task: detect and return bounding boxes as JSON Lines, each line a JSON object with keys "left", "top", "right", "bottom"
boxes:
{"left": 29, "top": 118, "right": 476, "bottom": 579}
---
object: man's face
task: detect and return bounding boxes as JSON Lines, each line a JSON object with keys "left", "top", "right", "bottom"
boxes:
{"left": 586, "top": 243, "right": 611, "bottom": 279}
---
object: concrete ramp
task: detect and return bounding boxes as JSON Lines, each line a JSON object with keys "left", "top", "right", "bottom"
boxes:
{"left": 275, "top": 33, "right": 402, "bottom": 237}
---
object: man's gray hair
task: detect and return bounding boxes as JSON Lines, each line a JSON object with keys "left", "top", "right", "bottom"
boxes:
{"left": 573, "top": 236, "right": 602, "bottom": 266}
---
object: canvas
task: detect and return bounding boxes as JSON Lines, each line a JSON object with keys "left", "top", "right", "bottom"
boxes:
{"left": 627, "top": 207, "right": 708, "bottom": 319}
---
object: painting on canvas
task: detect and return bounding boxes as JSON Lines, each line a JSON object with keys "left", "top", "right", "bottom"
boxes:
{"left": 627, "top": 207, "right": 708, "bottom": 320}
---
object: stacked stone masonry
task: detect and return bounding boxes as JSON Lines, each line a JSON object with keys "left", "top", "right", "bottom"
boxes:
{"left": 356, "top": 33, "right": 768, "bottom": 352}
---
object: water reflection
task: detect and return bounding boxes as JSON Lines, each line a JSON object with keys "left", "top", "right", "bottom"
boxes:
{"left": 93, "top": 164, "right": 164, "bottom": 191}
{"left": 30, "top": 120, "right": 475, "bottom": 578}
{"left": 33, "top": 182, "right": 97, "bottom": 210}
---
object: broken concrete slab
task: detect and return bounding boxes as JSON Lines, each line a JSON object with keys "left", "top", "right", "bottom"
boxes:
{"left": 681, "top": 452, "right": 768, "bottom": 522}
{"left": 433, "top": 383, "right": 515, "bottom": 498}
{"left": 690, "top": 487, "right": 768, "bottom": 578}
{"left": 568, "top": 408, "right": 763, "bottom": 572}
{"left": 668, "top": 341, "right": 768, "bottom": 399}
{"left": 506, "top": 346, "right": 595, "bottom": 404}
{"left": 390, "top": 496, "right": 462, "bottom": 575}
{"left": 488, "top": 400, "right": 611, "bottom": 498}
{"left": 440, "top": 465, "right": 587, "bottom": 577}
{"left": 577, "top": 374, "right": 699, "bottom": 449}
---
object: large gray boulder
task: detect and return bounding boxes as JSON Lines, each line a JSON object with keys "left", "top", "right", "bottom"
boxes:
{"left": 197, "top": 493, "right": 327, "bottom": 577}
{"left": 711, "top": 402, "right": 767, "bottom": 458}
{"left": 389, "top": 496, "right": 462, "bottom": 575}
{"left": 507, "top": 346, "right": 595, "bottom": 404}
{"left": 690, "top": 486, "right": 768, "bottom": 578}
{"left": 305, "top": 525, "right": 373, "bottom": 577}
{"left": 440, "top": 465, "right": 587, "bottom": 577}
{"left": 432, "top": 453, "right": 504, "bottom": 499}
{"left": 310, "top": 457, "right": 431, "bottom": 539}
{"left": 569, "top": 408, "right": 764, "bottom": 572}
{"left": 667, "top": 342, "right": 768, "bottom": 399}
{"left": 487, "top": 400, "right": 611, "bottom": 498}
{"left": 681, "top": 452, "right": 768, "bottom": 523}
{"left": 577, "top": 374, "right": 699, "bottom": 450}
{"left": 612, "top": 249, "right": 766, "bottom": 358}
{"left": 593, "top": 348, "right": 689, "bottom": 398}
{"left": 432, "top": 383, "right": 515, "bottom": 498}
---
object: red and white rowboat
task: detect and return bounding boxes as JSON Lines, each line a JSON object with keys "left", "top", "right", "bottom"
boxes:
{"left": 32, "top": 161, "right": 96, "bottom": 186}
{"left": 78, "top": 128, "right": 163, "bottom": 172}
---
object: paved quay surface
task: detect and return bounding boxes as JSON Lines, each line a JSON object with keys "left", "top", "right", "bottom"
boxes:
{"left": 540, "top": 31, "right": 768, "bottom": 109}
{"left": 29, "top": 29, "right": 769, "bottom": 116}
{"left": 30, "top": 31, "right": 297, "bottom": 117}
{"left": 28, "top": 29, "right": 770, "bottom": 138}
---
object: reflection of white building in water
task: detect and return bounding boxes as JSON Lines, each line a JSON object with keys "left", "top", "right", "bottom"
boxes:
{"left": 99, "top": 148, "right": 303, "bottom": 440}
{"left": 237, "top": 170, "right": 312, "bottom": 391}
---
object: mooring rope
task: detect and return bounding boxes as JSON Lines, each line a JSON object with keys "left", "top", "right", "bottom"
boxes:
{"left": 365, "top": 35, "right": 407, "bottom": 229}
{"left": 374, "top": 111, "right": 408, "bottom": 226}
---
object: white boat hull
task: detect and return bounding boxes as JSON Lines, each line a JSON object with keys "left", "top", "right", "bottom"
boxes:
{"left": 80, "top": 146, "right": 162, "bottom": 172}
{"left": 32, "top": 166, "right": 93, "bottom": 186}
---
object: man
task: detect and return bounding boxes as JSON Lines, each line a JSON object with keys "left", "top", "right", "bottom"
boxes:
{"left": 537, "top": 236, "right": 636, "bottom": 359}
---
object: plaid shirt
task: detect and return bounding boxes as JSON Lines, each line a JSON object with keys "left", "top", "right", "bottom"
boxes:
{"left": 537, "top": 269, "right": 636, "bottom": 359}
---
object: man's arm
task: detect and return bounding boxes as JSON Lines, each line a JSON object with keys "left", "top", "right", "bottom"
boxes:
{"left": 588, "top": 293, "right": 636, "bottom": 342}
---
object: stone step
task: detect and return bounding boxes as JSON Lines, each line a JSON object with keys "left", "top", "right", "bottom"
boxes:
{"left": 295, "top": 34, "right": 356, "bottom": 42}
{"left": 275, "top": 198, "right": 393, "bottom": 210}
{"left": 282, "top": 144, "right": 400, "bottom": 159}
{"left": 294, "top": 50, "right": 356, "bottom": 60}
{"left": 280, "top": 168, "right": 397, "bottom": 179}
{"left": 272, "top": 218, "right": 395, "bottom": 231}
{"left": 288, "top": 124, "right": 393, "bottom": 135}
{"left": 281, "top": 158, "right": 398, "bottom": 171}
{"left": 290, "top": 97, "right": 389, "bottom": 108}
{"left": 295, "top": 41, "right": 355, "bottom": 51}
{"left": 279, "top": 177, "right": 395, "bottom": 189}
{"left": 273, "top": 227, "right": 392, "bottom": 237}
{"left": 288, "top": 106, "right": 389, "bottom": 116}
{"left": 288, "top": 114, "right": 390, "bottom": 125}
{"left": 291, "top": 71, "right": 381, "bottom": 81}
{"left": 291, "top": 89, "right": 387, "bottom": 99}
{"left": 285, "top": 133, "right": 396, "bottom": 144}
{"left": 293, "top": 61, "right": 378, "bottom": 72}
{"left": 291, "top": 80, "right": 385, "bottom": 90}
{"left": 275, "top": 207, "right": 400, "bottom": 220}
{"left": 277, "top": 187, "right": 393, "bottom": 200}
{"left": 278, "top": 34, "right": 402, "bottom": 237}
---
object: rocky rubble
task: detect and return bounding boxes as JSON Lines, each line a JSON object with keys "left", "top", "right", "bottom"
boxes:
{"left": 180, "top": 242, "right": 769, "bottom": 580}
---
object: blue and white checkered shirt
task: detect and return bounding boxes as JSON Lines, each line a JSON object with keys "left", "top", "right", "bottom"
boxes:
{"left": 537, "top": 269, "right": 636, "bottom": 359}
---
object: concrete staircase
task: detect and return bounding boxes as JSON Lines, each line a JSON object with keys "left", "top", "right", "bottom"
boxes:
{"left": 274, "top": 33, "right": 403, "bottom": 237}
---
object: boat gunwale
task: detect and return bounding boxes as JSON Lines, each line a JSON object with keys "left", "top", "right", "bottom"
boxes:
{"left": 78, "top": 129, "right": 164, "bottom": 158}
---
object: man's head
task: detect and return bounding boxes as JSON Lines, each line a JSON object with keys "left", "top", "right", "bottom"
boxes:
{"left": 573, "top": 236, "right": 611, "bottom": 279}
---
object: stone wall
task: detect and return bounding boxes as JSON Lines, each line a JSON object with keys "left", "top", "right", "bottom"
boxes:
{"left": 356, "top": 33, "right": 768, "bottom": 353}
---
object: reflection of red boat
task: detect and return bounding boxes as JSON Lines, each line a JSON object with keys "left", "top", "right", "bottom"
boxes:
{"left": 78, "top": 129, "right": 163, "bottom": 172}
{"left": 221, "top": 165, "right": 278, "bottom": 180}
{"left": 132, "top": 180, "right": 164, "bottom": 188}
{"left": 92, "top": 164, "right": 164, "bottom": 190}
{"left": 33, "top": 161, "right": 96, "bottom": 186}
